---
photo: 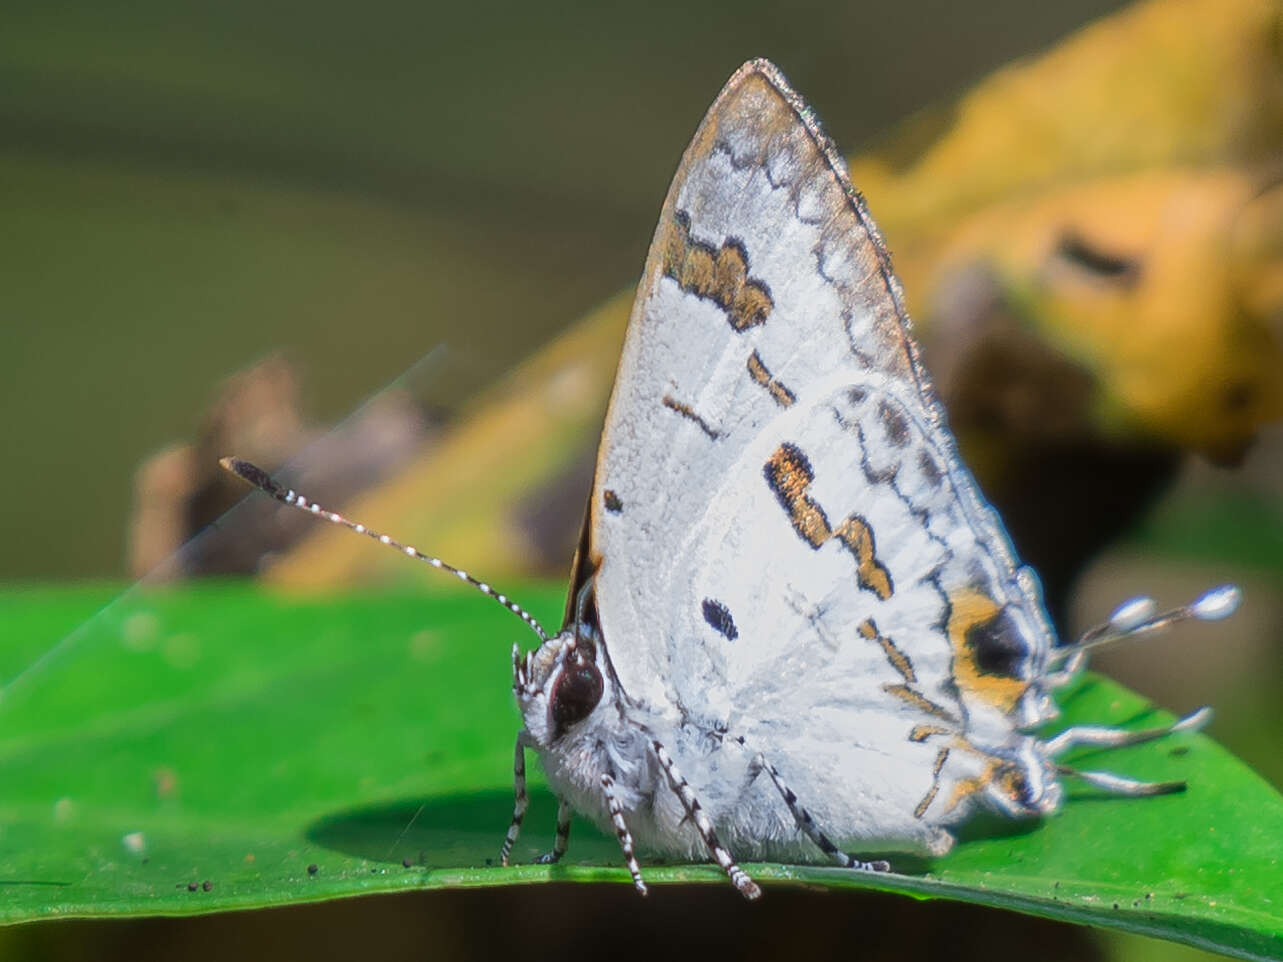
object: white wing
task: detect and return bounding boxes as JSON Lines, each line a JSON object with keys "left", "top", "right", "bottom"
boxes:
{"left": 585, "top": 61, "right": 1057, "bottom": 837}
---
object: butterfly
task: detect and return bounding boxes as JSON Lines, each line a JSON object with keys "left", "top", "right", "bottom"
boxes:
{"left": 223, "top": 58, "right": 1239, "bottom": 900}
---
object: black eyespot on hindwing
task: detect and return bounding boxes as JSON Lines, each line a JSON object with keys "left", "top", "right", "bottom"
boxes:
{"left": 964, "top": 607, "right": 1026, "bottom": 678}
{"left": 702, "top": 598, "right": 738, "bottom": 641}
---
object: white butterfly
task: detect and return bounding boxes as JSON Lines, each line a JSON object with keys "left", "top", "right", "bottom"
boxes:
{"left": 224, "top": 58, "right": 1239, "bottom": 900}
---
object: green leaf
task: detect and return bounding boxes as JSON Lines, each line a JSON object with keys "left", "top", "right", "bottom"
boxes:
{"left": 0, "top": 582, "right": 1280, "bottom": 959}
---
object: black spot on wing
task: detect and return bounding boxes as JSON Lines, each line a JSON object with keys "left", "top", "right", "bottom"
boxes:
{"left": 965, "top": 607, "right": 1026, "bottom": 677}
{"left": 662, "top": 395, "right": 721, "bottom": 440}
{"left": 702, "top": 598, "right": 738, "bottom": 641}
{"left": 918, "top": 450, "right": 942, "bottom": 488}
{"left": 878, "top": 400, "right": 910, "bottom": 447}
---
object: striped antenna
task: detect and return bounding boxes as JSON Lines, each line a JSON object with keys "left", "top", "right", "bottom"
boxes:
{"left": 220, "top": 457, "right": 549, "bottom": 643}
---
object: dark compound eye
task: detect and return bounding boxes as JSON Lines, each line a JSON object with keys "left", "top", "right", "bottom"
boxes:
{"left": 549, "top": 656, "right": 603, "bottom": 739}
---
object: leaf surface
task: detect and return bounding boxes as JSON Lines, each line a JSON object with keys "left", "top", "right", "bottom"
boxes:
{"left": 0, "top": 583, "right": 1278, "bottom": 960}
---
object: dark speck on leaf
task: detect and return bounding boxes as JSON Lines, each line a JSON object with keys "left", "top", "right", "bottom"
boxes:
{"left": 202, "top": 881, "right": 212, "bottom": 892}
{"left": 307, "top": 864, "right": 318, "bottom": 876}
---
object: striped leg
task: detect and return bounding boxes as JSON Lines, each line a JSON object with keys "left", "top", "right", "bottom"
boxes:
{"left": 651, "top": 740, "right": 761, "bottom": 900}
{"left": 600, "top": 774, "right": 647, "bottom": 896}
{"left": 498, "top": 733, "right": 531, "bottom": 867}
{"left": 755, "top": 754, "right": 890, "bottom": 873}
{"left": 533, "top": 798, "right": 572, "bottom": 865}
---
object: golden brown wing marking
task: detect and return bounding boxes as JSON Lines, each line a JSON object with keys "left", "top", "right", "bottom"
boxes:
{"left": 661, "top": 394, "right": 721, "bottom": 439}
{"left": 938, "top": 744, "right": 1031, "bottom": 816}
{"left": 857, "top": 618, "right": 916, "bottom": 684}
{"left": 746, "top": 350, "right": 796, "bottom": 408}
{"left": 908, "top": 724, "right": 953, "bottom": 743}
{"left": 661, "top": 211, "right": 773, "bottom": 331}
{"left": 882, "top": 684, "right": 958, "bottom": 723}
{"left": 913, "top": 747, "right": 952, "bottom": 819}
{"left": 764, "top": 443, "right": 893, "bottom": 599}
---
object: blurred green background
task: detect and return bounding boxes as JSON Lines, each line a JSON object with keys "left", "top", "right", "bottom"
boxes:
{"left": 0, "top": 0, "right": 1130, "bottom": 583}
{"left": 2, "top": 0, "right": 1280, "bottom": 960}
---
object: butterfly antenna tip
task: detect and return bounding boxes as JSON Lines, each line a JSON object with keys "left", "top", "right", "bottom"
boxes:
{"left": 218, "top": 456, "right": 550, "bottom": 643}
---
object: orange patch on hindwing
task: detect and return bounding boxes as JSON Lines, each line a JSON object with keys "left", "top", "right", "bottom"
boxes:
{"left": 947, "top": 589, "right": 1029, "bottom": 714}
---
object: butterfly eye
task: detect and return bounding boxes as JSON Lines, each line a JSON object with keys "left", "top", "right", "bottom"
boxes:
{"left": 549, "top": 656, "right": 604, "bottom": 739}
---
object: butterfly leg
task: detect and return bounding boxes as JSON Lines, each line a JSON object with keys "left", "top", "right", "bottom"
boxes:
{"left": 754, "top": 753, "right": 890, "bottom": 873}
{"left": 533, "top": 798, "right": 572, "bottom": 865}
{"left": 501, "top": 733, "right": 575, "bottom": 867}
{"left": 1043, "top": 706, "right": 1210, "bottom": 757}
{"left": 599, "top": 773, "right": 648, "bottom": 896}
{"left": 651, "top": 740, "right": 761, "bottom": 899}
{"left": 499, "top": 731, "right": 533, "bottom": 866}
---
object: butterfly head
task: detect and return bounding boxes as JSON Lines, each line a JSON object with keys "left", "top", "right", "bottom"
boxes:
{"left": 512, "top": 589, "right": 610, "bottom": 748}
